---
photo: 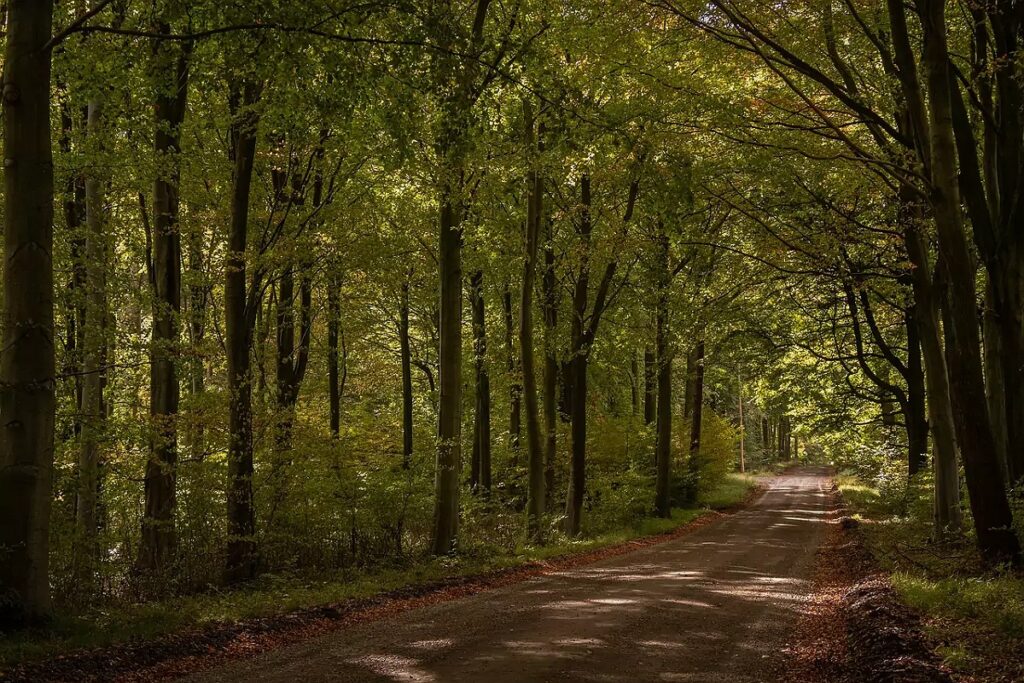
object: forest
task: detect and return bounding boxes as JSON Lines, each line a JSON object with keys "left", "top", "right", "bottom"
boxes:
{"left": 0, "top": 1, "right": 1023, "bottom": 681}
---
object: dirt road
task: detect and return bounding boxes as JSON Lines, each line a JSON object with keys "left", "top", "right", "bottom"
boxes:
{"left": 183, "top": 467, "right": 833, "bottom": 682}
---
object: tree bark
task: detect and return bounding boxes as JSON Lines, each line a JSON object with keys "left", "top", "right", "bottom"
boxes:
{"left": 522, "top": 99, "right": 545, "bottom": 535}
{"left": 76, "top": 99, "right": 107, "bottom": 586}
{"left": 268, "top": 260, "right": 312, "bottom": 525}
{"left": 0, "top": 0, "right": 56, "bottom": 624}
{"left": 470, "top": 270, "right": 492, "bottom": 494}
{"left": 737, "top": 367, "right": 745, "bottom": 474}
{"left": 140, "top": 29, "right": 189, "bottom": 574}
{"left": 429, "top": 0, "right": 491, "bottom": 555}
{"left": 687, "top": 339, "right": 705, "bottom": 495}
{"left": 644, "top": 347, "right": 657, "bottom": 425}
{"left": 503, "top": 286, "right": 521, "bottom": 458}
{"left": 983, "top": 280, "right": 1010, "bottom": 480}
{"left": 541, "top": 196, "right": 558, "bottom": 503}
{"left": 398, "top": 278, "right": 413, "bottom": 464}
{"left": 654, "top": 230, "right": 672, "bottom": 518}
{"left": 225, "top": 82, "right": 261, "bottom": 583}
{"left": 904, "top": 305, "right": 929, "bottom": 476}
{"left": 903, "top": 207, "right": 962, "bottom": 535}
{"left": 919, "top": 0, "right": 1018, "bottom": 563}
{"left": 432, "top": 191, "right": 463, "bottom": 554}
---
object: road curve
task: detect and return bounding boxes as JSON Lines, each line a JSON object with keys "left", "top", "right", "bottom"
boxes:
{"left": 182, "top": 467, "right": 833, "bottom": 682}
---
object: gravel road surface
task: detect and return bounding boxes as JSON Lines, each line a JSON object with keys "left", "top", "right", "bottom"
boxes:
{"left": 182, "top": 466, "right": 832, "bottom": 682}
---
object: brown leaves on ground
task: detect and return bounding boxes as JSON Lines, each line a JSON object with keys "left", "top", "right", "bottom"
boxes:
{"left": 780, "top": 487, "right": 953, "bottom": 683}
{"left": 2, "top": 486, "right": 765, "bottom": 683}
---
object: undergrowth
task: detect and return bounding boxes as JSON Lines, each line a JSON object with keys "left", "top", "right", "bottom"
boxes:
{"left": 837, "top": 471, "right": 1024, "bottom": 681}
{"left": 0, "top": 473, "right": 759, "bottom": 670}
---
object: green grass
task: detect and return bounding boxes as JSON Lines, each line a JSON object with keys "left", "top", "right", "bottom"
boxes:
{"left": 893, "top": 572, "right": 1024, "bottom": 640}
{"left": 837, "top": 473, "right": 1024, "bottom": 678}
{"left": 699, "top": 472, "right": 760, "bottom": 510}
{"left": 0, "top": 474, "right": 758, "bottom": 670}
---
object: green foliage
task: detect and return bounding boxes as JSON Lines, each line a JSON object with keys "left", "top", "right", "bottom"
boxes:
{"left": 0, "top": 474, "right": 756, "bottom": 668}
{"left": 894, "top": 573, "right": 1024, "bottom": 641}
{"left": 675, "top": 411, "right": 740, "bottom": 505}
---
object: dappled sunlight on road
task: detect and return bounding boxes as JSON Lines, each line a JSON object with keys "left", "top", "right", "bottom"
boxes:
{"left": 183, "top": 468, "right": 833, "bottom": 683}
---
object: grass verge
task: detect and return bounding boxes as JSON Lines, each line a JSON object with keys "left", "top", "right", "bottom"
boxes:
{"left": 836, "top": 473, "right": 1024, "bottom": 682}
{"left": 0, "top": 472, "right": 760, "bottom": 672}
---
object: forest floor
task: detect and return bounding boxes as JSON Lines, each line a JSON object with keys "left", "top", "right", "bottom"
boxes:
{"left": 160, "top": 467, "right": 832, "bottom": 682}
{"left": 825, "top": 477, "right": 1024, "bottom": 683}
{"left": 0, "top": 473, "right": 763, "bottom": 682}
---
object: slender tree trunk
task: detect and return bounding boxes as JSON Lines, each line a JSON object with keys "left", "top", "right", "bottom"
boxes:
{"left": 399, "top": 278, "right": 413, "bottom": 465}
{"left": 920, "top": 0, "right": 1018, "bottom": 563}
{"left": 542, "top": 209, "right": 558, "bottom": 503}
{"left": 0, "top": 0, "right": 56, "bottom": 624}
{"left": 654, "top": 231, "right": 672, "bottom": 517}
{"left": 470, "top": 271, "right": 492, "bottom": 494}
{"left": 904, "top": 305, "right": 929, "bottom": 476}
{"left": 630, "top": 355, "right": 640, "bottom": 416}
{"left": 431, "top": 192, "right": 463, "bottom": 554}
{"left": 76, "top": 99, "right": 107, "bottom": 586}
{"left": 522, "top": 100, "right": 545, "bottom": 535}
{"left": 987, "top": 243, "right": 1024, "bottom": 484}
{"left": 737, "top": 367, "right": 746, "bottom": 474}
{"left": 565, "top": 175, "right": 593, "bottom": 537}
{"left": 140, "top": 32, "right": 189, "bottom": 574}
{"left": 904, "top": 213, "right": 962, "bottom": 534}
{"left": 687, "top": 339, "right": 705, "bottom": 496}
{"left": 984, "top": 280, "right": 1010, "bottom": 481}
{"left": 59, "top": 100, "right": 86, "bottom": 444}
{"left": 566, "top": 352, "right": 588, "bottom": 536}
{"left": 503, "top": 286, "right": 521, "bottom": 458}
{"left": 187, "top": 233, "right": 207, "bottom": 459}
{"left": 644, "top": 347, "right": 657, "bottom": 425}
{"left": 225, "top": 83, "right": 260, "bottom": 583}
{"left": 328, "top": 276, "right": 341, "bottom": 440}
{"left": 683, "top": 346, "right": 697, "bottom": 420}
{"left": 268, "top": 262, "right": 311, "bottom": 527}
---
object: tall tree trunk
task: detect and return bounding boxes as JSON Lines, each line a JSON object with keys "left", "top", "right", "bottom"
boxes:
{"left": 187, "top": 232, "right": 207, "bottom": 458}
{"left": 904, "top": 305, "right": 929, "bottom": 476}
{"left": 59, "top": 100, "right": 87, "bottom": 444}
{"left": 541, "top": 205, "right": 558, "bottom": 503}
{"left": 654, "top": 229, "right": 672, "bottom": 518}
{"left": 737, "top": 367, "right": 746, "bottom": 474}
{"left": 225, "top": 82, "right": 260, "bottom": 583}
{"left": 905, "top": 224, "right": 961, "bottom": 533}
{"left": 522, "top": 100, "right": 545, "bottom": 535}
{"left": 983, "top": 280, "right": 1009, "bottom": 480}
{"left": 503, "top": 286, "right": 521, "bottom": 458}
{"left": 268, "top": 261, "right": 312, "bottom": 526}
{"left": 644, "top": 347, "right": 657, "bottom": 425}
{"left": 470, "top": 271, "right": 492, "bottom": 494}
{"left": 76, "top": 99, "right": 107, "bottom": 587}
{"left": 683, "top": 346, "right": 697, "bottom": 420}
{"left": 630, "top": 355, "right": 640, "bottom": 416}
{"left": 429, "top": 0, "right": 491, "bottom": 556}
{"left": 140, "top": 31, "right": 189, "bottom": 574}
{"left": 565, "top": 175, "right": 593, "bottom": 537}
{"left": 0, "top": 0, "right": 56, "bottom": 624}
{"left": 399, "top": 278, "right": 413, "bottom": 465}
{"left": 920, "top": 0, "right": 1018, "bottom": 563}
{"left": 328, "top": 276, "right": 342, "bottom": 440}
{"left": 431, "top": 191, "right": 464, "bottom": 554}
{"left": 687, "top": 339, "right": 705, "bottom": 496}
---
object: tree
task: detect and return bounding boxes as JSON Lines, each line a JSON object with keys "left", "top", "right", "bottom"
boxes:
{"left": 0, "top": 0, "right": 57, "bottom": 626}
